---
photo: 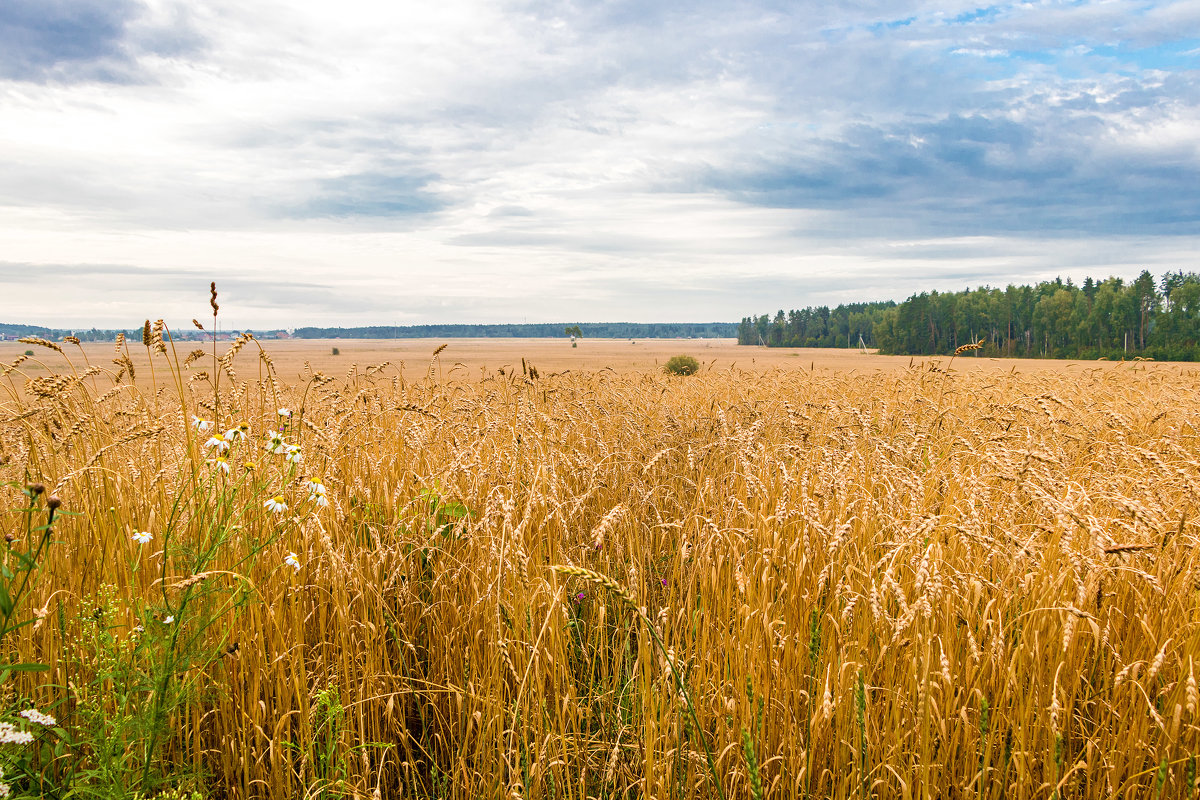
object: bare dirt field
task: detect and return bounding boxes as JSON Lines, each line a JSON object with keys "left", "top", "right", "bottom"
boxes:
{"left": 5, "top": 337, "right": 1196, "bottom": 389}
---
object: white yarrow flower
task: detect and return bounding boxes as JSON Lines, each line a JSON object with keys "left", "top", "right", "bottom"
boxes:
{"left": 264, "top": 496, "right": 288, "bottom": 514}
{"left": 0, "top": 722, "right": 32, "bottom": 745}
{"left": 18, "top": 709, "right": 56, "bottom": 727}
{"left": 132, "top": 530, "right": 153, "bottom": 545}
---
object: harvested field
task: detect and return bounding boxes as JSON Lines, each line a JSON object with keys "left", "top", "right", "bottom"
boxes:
{"left": 1, "top": 334, "right": 1197, "bottom": 798}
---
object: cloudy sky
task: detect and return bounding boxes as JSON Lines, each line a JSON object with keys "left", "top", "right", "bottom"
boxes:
{"left": 1, "top": 0, "right": 1198, "bottom": 328}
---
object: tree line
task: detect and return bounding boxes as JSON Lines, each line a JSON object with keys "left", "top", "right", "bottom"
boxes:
{"left": 291, "top": 322, "right": 738, "bottom": 339}
{"left": 0, "top": 321, "right": 738, "bottom": 342}
{"left": 738, "top": 270, "right": 1200, "bottom": 360}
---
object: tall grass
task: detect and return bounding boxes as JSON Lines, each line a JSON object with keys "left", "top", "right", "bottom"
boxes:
{"left": 1, "top": 327, "right": 1198, "bottom": 798}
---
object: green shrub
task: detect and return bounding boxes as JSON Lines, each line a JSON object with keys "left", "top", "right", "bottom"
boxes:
{"left": 664, "top": 355, "right": 700, "bottom": 376}
{"left": 24, "top": 349, "right": 33, "bottom": 356}
{"left": 331, "top": 347, "right": 340, "bottom": 355}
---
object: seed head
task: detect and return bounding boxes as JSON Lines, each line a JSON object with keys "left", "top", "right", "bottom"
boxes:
{"left": 29, "top": 483, "right": 45, "bottom": 496}
{"left": 46, "top": 496, "right": 62, "bottom": 511}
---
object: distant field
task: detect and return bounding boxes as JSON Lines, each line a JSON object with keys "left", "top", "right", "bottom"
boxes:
{"left": 4, "top": 337, "right": 1194, "bottom": 389}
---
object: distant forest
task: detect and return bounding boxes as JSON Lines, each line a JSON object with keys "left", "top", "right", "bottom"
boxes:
{"left": 738, "top": 270, "right": 1200, "bottom": 361}
{"left": 0, "top": 321, "right": 737, "bottom": 342}
{"left": 289, "top": 322, "right": 737, "bottom": 339}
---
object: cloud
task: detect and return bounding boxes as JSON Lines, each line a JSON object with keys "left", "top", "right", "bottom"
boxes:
{"left": 276, "top": 173, "right": 446, "bottom": 220}
{"left": 0, "top": 0, "right": 202, "bottom": 83}
{"left": 0, "top": 0, "right": 137, "bottom": 81}
{"left": 0, "top": 0, "right": 1199, "bottom": 325}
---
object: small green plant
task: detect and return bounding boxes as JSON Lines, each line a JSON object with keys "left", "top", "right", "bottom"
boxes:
{"left": 331, "top": 347, "right": 340, "bottom": 355}
{"left": 855, "top": 670, "right": 868, "bottom": 800}
{"left": 741, "top": 678, "right": 765, "bottom": 800}
{"left": 663, "top": 355, "right": 700, "bottom": 376}
{"left": 23, "top": 350, "right": 33, "bottom": 356}
{"left": 414, "top": 486, "right": 472, "bottom": 538}
{"left": 549, "top": 565, "right": 726, "bottom": 800}
{"left": 0, "top": 484, "right": 70, "bottom": 796}
{"left": 310, "top": 684, "right": 348, "bottom": 799}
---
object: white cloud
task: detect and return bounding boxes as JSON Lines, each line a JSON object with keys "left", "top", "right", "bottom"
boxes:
{"left": 0, "top": 0, "right": 1198, "bottom": 327}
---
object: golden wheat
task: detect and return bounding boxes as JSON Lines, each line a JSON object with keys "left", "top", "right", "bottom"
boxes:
{"left": 0, "top": 342, "right": 1198, "bottom": 798}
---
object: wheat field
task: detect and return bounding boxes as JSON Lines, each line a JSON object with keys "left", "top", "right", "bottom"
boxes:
{"left": 1, "top": 333, "right": 1198, "bottom": 799}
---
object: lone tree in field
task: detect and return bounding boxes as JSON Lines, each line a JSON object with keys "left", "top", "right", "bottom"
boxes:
{"left": 565, "top": 325, "right": 583, "bottom": 347}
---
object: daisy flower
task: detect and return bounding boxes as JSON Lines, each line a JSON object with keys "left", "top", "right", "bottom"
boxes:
{"left": 214, "top": 455, "right": 230, "bottom": 474}
{"left": 18, "top": 709, "right": 56, "bottom": 727}
{"left": 284, "top": 552, "right": 301, "bottom": 572}
{"left": 277, "top": 407, "right": 292, "bottom": 419}
{"left": 225, "top": 422, "right": 250, "bottom": 442}
{"left": 205, "top": 433, "right": 229, "bottom": 452}
{"left": 163, "top": 615, "right": 175, "bottom": 625}
{"left": 303, "top": 477, "right": 329, "bottom": 506}
{"left": 131, "top": 530, "right": 153, "bottom": 544}
{"left": 265, "top": 434, "right": 287, "bottom": 455}
{"left": 191, "top": 416, "right": 214, "bottom": 433}
{"left": 264, "top": 496, "right": 288, "bottom": 514}
{"left": 284, "top": 446, "right": 302, "bottom": 465}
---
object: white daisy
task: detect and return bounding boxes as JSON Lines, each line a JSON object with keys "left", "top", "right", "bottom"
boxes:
{"left": 303, "top": 477, "right": 326, "bottom": 495}
{"left": 214, "top": 455, "right": 230, "bottom": 474}
{"left": 163, "top": 615, "right": 175, "bottom": 625}
{"left": 131, "top": 530, "right": 153, "bottom": 544}
{"left": 191, "top": 416, "right": 214, "bottom": 433}
{"left": 205, "top": 433, "right": 229, "bottom": 452}
{"left": 264, "top": 496, "right": 288, "bottom": 514}
{"left": 284, "top": 552, "right": 301, "bottom": 572}
{"left": 284, "top": 446, "right": 302, "bottom": 465}
{"left": 265, "top": 434, "right": 287, "bottom": 455}
{"left": 312, "top": 493, "right": 329, "bottom": 508}
{"left": 225, "top": 422, "right": 250, "bottom": 442}
{"left": 277, "top": 407, "right": 292, "bottom": 419}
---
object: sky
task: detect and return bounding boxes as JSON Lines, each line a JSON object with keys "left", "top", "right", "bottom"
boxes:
{"left": 1, "top": 0, "right": 1198, "bottom": 329}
